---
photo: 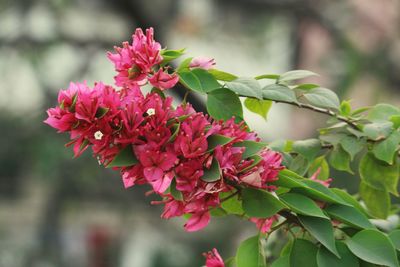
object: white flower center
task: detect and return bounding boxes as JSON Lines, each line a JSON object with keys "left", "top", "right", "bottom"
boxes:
{"left": 146, "top": 108, "right": 156, "bottom": 116}
{"left": 94, "top": 131, "right": 103, "bottom": 140}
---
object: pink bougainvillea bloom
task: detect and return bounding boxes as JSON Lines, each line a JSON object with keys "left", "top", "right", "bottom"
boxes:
{"left": 148, "top": 69, "right": 179, "bottom": 90}
{"left": 184, "top": 211, "right": 211, "bottom": 232}
{"left": 190, "top": 57, "right": 216, "bottom": 70}
{"left": 44, "top": 107, "right": 76, "bottom": 132}
{"left": 203, "top": 248, "right": 225, "bottom": 267}
{"left": 138, "top": 149, "right": 178, "bottom": 193}
{"left": 250, "top": 216, "right": 277, "bottom": 234}
{"left": 131, "top": 28, "right": 162, "bottom": 73}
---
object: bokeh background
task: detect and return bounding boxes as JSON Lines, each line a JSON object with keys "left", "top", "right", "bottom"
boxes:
{"left": 1, "top": 0, "right": 400, "bottom": 266}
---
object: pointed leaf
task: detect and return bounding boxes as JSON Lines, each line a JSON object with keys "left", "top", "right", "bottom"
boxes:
{"left": 107, "top": 146, "right": 138, "bottom": 168}
{"left": 242, "top": 188, "right": 286, "bottom": 218}
{"left": 208, "top": 69, "right": 238, "bottom": 81}
{"left": 280, "top": 193, "right": 328, "bottom": 219}
{"left": 389, "top": 229, "right": 400, "bottom": 251}
{"left": 347, "top": 229, "right": 399, "bottom": 267}
{"left": 359, "top": 181, "right": 390, "bottom": 219}
{"left": 372, "top": 131, "right": 400, "bottom": 164}
{"left": 236, "top": 235, "right": 266, "bottom": 267}
{"left": 201, "top": 159, "right": 221, "bottom": 182}
{"left": 289, "top": 239, "right": 318, "bottom": 267}
{"left": 279, "top": 70, "right": 318, "bottom": 83}
{"left": 325, "top": 204, "right": 374, "bottom": 229}
{"left": 233, "top": 140, "right": 267, "bottom": 159}
{"left": 207, "top": 88, "right": 243, "bottom": 121}
{"left": 340, "top": 135, "right": 365, "bottom": 160}
{"left": 226, "top": 77, "right": 263, "bottom": 99}
{"left": 244, "top": 98, "right": 272, "bottom": 120}
{"left": 292, "top": 139, "right": 321, "bottom": 161}
{"left": 367, "top": 103, "right": 400, "bottom": 122}
{"left": 179, "top": 68, "right": 220, "bottom": 93}
{"left": 303, "top": 87, "right": 340, "bottom": 110}
{"left": 262, "top": 84, "right": 297, "bottom": 103}
{"left": 317, "top": 241, "right": 359, "bottom": 267}
{"left": 329, "top": 145, "right": 353, "bottom": 174}
{"left": 359, "top": 152, "right": 399, "bottom": 196}
{"left": 298, "top": 215, "right": 339, "bottom": 257}
{"left": 207, "top": 134, "right": 234, "bottom": 152}
{"left": 363, "top": 122, "right": 393, "bottom": 140}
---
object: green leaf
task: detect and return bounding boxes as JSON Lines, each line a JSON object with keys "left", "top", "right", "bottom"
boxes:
{"left": 207, "top": 134, "right": 234, "bottom": 152}
{"left": 330, "top": 188, "right": 369, "bottom": 217}
{"left": 294, "top": 83, "right": 319, "bottom": 90}
{"left": 359, "top": 152, "right": 399, "bottom": 195}
{"left": 210, "top": 207, "right": 227, "bottom": 217}
{"left": 289, "top": 239, "right": 318, "bottom": 267}
{"left": 225, "top": 257, "right": 237, "bottom": 267}
{"left": 367, "top": 103, "right": 400, "bottom": 122}
{"left": 271, "top": 255, "right": 290, "bottom": 267}
{"left": 178, "top": 68, "right": 221, "bottom": 93}
{"left": 346, "top": 229, "right": 399, "bottom": 267}
{"left": 329, "top": 145, "right": 353, "bottom": 174}
{"left": 220, "top": 192, "right": 244, "bottom": 215}
{"left": 389, "top": 229, "right": 400, "bottom": 251}
{"left": 288, "top": 155, "right": 310, "bottom": 176}
{"left": 325, "top": 204, "right": 374, "bottom": 229}
{"left": 279, "top": 70, "right": 318, "bottom": 83}
{"left": 340, "top": 136, "right": 365, "bottom": 160}
{"left": 292, "top": 139, "right": 321, "bottom": 161}
{"left": 226, "top": 77, "right": 263, "bottom": 99}
{"left": 303, "top": 87, "right": 340, "bottom": 110}
{"left": 160, "top": 48, "right": 185, "bottom": 64}
{"left": 242, "top": 187, "right": 286, "bottom": 218}
{"left": 201, "top": 159, "right": 221, "bottom": 182}
{"left": 177, "top": 57, "right": 193, "bottom": 72}
{"left": 233, "top": 140, "right": 267, "bottom": 159}
{"left": 390, "top": 115, "right": 400, "bottom": 129}
{"left": 244, "top": 98, "right": 272, "bottom": 120}
{"left": 207, "top": 88, "right": 243, "bottom": 121}
{"left": 236, "top": 235, "right": 266, "bottom": 267}
{"left": 255, "top": 73, "right": 280, "bottom": 80}
{"left": 363, "top": 122, "right": 393, "bottom": 140}
{"left": 298, "top": 215, "right": 339, "bottom": 257}
{"left": 274, "top": 169, "right": 307, "bottom": 188}
{"left": 340, "top": 100, "right": 352, "bottom": 116}
{"left": 167, "top": 123, "right": 180, "bottom": 143}
{"left": 294, "top": 180, "right": 348, "bottom": 205}
{"left": 95, "top": 106, "right": 109, "bottom": 118}
{"left": 170, "top": 178, "right": 183, "bottom": 201}
{"left": 262, "top": 84, "right": 297, "bottom": 103}
{"left": 359, "top": 181, "right": 390, "bottom": 219}
{"left": 208, "top": 69, "right": 238, "bottom": 81}
{"left": 280, "top": 193, "right": 328, "bottom": 219}
{"left": 308, "top": 156, "right": 330, "bottom": 181}
{"left": 107, "top": 145, "right": 138, "bottom": 168}
{"left": 372, "top": 131, "right": 400, "bottom": 164}
{"left": 317, "top": 241, "right": 359, "bottom": 267}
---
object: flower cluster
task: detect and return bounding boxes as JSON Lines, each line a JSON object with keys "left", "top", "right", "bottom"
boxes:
{"left": 203, "top": 248, "right": 225, "bottom": 267}
{"left": 45, "top": 27, "right": 284, "bottom": 233}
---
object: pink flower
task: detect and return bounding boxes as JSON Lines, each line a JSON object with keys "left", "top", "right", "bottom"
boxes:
{"left": 131, "top": 28, "right": 162, "bottom": 73}
{"left": 250, "top": 216, "right": 277, "bottom": 234}
{"left": 310, "top": 167, "right": 332, "bottom": 187}
{"left": 138, "top": 149, "right": 177, "bottom": 193}
{"left": 148, "top": 69, "right": 179, "bottom": 90}
{"left": 44, "top": 107, "right": 76, "bottom": 132}
{"left": 203, "top": 248, "right": 225, "bottom": 267}
{"left": 107, "top": 28, "right": 162, "bottom": 88}
{"left": 190, "top": 57, "right": 216, "bottom": 70}
{"left": 184, "top": 211, "right": 211, "bottom": 232}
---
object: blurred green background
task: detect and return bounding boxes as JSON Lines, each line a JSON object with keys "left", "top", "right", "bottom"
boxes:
{"left": 1, "top": 0, "right": 400, "bottom": 266}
